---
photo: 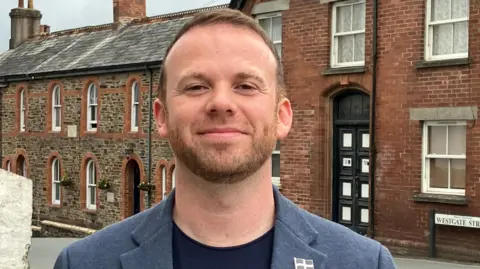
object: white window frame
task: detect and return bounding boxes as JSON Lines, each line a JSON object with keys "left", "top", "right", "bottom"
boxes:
{"left": 20, "top": 89, "right": 25, "bottom": 132}
{"left": 87, "top": 83, "right": 98, "bottom": 132}
{"left": 52, "top": 158, "right": 61, "bottom": 205}
{"left": 272, "top": 141, "right": 281, "bottom": 188}
{"left": 162, "top": 166, "right": 166, "bottom": 200}
{"left": 422, "top": 121, "right": 466, "bottom": 196}
{"left": 6, "top": 161, "right": 11, "bottom": 172}
{"left": 52, "top": 85, "right": 61, "bottom": 131}
{"left": 331, "top": 0, "right": 366, "bottom": 68}
{"left": 86, "top": 160, "right": 97, "bottom": 210}
{"left": 424, "top": 0, "right": 469, "bottom": 61}
{"left": 131, "top": 81, "right": 139, "bottom": 132}
{"left": 256, "top": 12, "right": 282, "bottom": 59}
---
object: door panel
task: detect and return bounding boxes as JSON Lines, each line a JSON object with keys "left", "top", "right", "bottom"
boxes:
{"left": 334, "top": 125, "right": 370, "bottom": 235}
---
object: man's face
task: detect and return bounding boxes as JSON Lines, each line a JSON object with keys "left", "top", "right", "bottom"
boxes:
{"left": 154, "top": 23, "right": 292, "bottom": 184}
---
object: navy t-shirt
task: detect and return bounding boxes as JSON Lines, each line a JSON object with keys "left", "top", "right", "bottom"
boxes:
{"left": 172, "top": 222, "right": 274, "bottom": 269}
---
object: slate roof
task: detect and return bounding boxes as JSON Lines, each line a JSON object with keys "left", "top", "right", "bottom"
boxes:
{"left": 0, "top": 4, "right": 230, "bottom": 79}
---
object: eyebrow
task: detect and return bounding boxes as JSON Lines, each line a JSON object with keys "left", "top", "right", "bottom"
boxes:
{"left": 234, "top": 72, "right": 266, "bottom": 86}
{"left": 175, "top": 72, "right": 211, "bottom": 89}
{"left": 175, "top": 71, "right": 267, "bottom": 89}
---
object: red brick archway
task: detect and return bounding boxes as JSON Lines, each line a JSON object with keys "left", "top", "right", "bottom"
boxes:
{"left": 121, "top": 153, "right": 145, "bottom": 220}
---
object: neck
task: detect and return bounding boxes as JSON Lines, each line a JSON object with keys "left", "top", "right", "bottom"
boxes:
{"left": 172, "top": 162, "right": 275, "bottom": 248}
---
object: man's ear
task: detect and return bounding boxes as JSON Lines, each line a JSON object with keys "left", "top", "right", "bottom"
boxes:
{"left": 153, "top": 98, "right": 168, "bottom": 138}
{"left": 276, "top": 97, "right": 293, "bottom": 140}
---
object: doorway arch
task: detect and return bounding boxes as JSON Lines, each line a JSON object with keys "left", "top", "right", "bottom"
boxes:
{"left": 332, "top": 89, "right": 371, "bottom": 235}
{"left": 121, "top": 154, "right": 145, "bottom": 219}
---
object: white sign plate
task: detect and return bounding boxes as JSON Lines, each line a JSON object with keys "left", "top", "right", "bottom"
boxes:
{"left": 107, "top": 192, "right": 115, "bottom": 203}
{"left": 362, "top": 159, "right": 369, "bottom": 173}
{"left": 435, "top": 213, "right": 480, "bottom": 229}
{"left": 343, "top": 158, "right": 352, "bottom": 167}
{"left": 362, "top": 133, "right": 370, "bottom": 148}
{"left": 343, "top": 133, "right": 352, "bottom": 147}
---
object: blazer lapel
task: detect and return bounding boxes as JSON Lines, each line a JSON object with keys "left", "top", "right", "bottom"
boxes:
{"left": 271, "top": 187, "right": 327, "bottom": 269}
{"left": 120, "top": 191, "right": 176, "bottom": 269}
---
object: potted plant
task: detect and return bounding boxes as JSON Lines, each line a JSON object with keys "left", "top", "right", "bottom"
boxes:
{"left": 59, "top": 173, "right": 72, "bottom": 187}
{"left": 97, "top": 179, "right": 111, "bottom": 190}
{"left": 137, "top": 181, "right": 155, "bottom": 192}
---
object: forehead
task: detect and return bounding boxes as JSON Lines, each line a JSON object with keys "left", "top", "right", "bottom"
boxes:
{"left": 163, "top": 23, "right": 277, "bottom": 80}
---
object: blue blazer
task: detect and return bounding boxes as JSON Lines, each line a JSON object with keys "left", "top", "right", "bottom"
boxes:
{"left": 54, "top": 186, "right": 396, "bottom": 269}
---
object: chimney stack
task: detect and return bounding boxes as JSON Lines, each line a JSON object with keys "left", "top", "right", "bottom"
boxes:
{"left": 9, "top": 0, "right": 42, "bottom": 49}
{"left": 113, "top": 0, "right": 146, "bottom": 24}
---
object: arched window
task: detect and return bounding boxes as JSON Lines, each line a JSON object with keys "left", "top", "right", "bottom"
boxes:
{"left": 52, "top": 158, "right": 61, "bottom": 205}
{"left": 86, "top": 159, "right": 97, "bottom": 210}
{"left": 20, "top": 89, "right": 26, "bottom": 132}
{"left": 52, "top": 85, "right": 61, "bottom": 131}
{"left": 131, "top": 81, "right": 140, "bottom": 132}
{"left": 87, "top": 83, "right": 98, "bottom": 131}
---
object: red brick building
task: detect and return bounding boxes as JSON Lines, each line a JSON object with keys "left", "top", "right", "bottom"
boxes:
{"left": 1, "top": 0, "right": 480, "bottom": 263}
{"left": 235, "top": 0, "right": 480, "bottom": 262}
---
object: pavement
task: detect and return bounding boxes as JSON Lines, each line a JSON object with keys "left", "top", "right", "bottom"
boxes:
{"left": 27, "top": 238, "right": 480, "bottom": 269}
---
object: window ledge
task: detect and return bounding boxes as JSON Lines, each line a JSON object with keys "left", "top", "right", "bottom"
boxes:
{"left": 412, "top": 193, "right": 468, "bottom": 205}
{"left": 415, "top": 58, "right": 471, "bottom": 69}
{"left": 322, "top": 66, "right": 366, "bottom": 76}
{"left": 83, "top": 208, "right": 97, "bottom": 215}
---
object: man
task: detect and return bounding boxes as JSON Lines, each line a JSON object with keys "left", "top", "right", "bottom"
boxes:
{"left": 54, "top": 8, "right": 396, "bottom": 269}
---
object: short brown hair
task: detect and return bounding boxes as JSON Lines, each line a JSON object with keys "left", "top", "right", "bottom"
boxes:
{"left": 157, "top": 8, "right": 286, "bottom": 104}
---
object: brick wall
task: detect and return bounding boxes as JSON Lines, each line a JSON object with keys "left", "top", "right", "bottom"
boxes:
{"left": 374, "top": 0, "right": 480, "bottom": 260}
{"left": 2, "top": 70, "right": 176, "bottom": 229}
{"left": 244, "top": 0, "right": 480, "bottom": 261}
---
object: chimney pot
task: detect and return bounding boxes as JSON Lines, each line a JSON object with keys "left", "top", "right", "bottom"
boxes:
{"left": 28, "top": 0, "right": 33, "bottom": 9}
{"left": 19, "top": 0, "right": 24, "bottom": 8}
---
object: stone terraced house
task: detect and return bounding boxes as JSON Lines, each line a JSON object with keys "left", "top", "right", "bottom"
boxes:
{"left": 1, "top": 0, "right": 480, "bottom": 263}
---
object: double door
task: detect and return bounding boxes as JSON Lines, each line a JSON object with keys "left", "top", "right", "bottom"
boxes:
{"left": 333, "top": 126, "right": 370, "bottom": 235}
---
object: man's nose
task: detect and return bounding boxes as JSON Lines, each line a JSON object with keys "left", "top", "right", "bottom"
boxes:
{"left": 205, "top": 86, "right": 237, "bottom": 116}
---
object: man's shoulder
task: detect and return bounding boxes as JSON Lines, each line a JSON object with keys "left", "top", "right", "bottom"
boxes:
{"left": 297, "top": 208, "right": 395, "bottom": 268}
{"left": 54, "top": 207, "right": 153, "bottom": 269}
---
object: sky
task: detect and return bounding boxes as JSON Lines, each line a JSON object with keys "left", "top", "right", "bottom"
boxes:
{"left": 0, "top": 0, "right": 230, "bottom": 53}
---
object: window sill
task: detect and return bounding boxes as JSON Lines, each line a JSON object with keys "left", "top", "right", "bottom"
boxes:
{"left": 83, "top": 208, "right": 97, "bottom": 215}
{"left": 415, "top": 58, "right": 471, "bottom": 69}
{"left": 412, "top": 193, "right": 468, "bottom": 205}
{"left": 48, "top": 204, "right": 62, "bottom": 209}
{"left": 322, "top": 66, "right": 366, "bottom": 76}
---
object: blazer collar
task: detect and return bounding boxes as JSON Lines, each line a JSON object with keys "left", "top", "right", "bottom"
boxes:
{"left": 120, "top": 186, "right": 327, "bottom": 269}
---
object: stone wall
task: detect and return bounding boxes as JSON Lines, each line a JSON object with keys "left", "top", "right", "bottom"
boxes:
{"left": 0, "top": 169, "right": 32, "bottom": 269}
{"left": 2, "top": 70, "right": 176, "bottom": 230}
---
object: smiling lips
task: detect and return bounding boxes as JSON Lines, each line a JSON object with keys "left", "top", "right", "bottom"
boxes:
{"left": 198, "top": 128, "right": 247, "bottom": 139}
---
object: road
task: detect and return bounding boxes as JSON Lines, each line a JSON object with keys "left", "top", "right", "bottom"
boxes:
{"left": 28, "top": 238, "right": 480, "bottom": 269}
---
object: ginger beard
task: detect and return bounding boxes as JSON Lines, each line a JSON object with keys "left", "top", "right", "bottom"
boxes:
{"left": 165, "top": 108, "right": 279, "bottom": 184}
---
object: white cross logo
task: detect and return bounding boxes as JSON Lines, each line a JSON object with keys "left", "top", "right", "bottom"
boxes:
{"left": 294, "top": 257, "right": 314, "bottom": 269}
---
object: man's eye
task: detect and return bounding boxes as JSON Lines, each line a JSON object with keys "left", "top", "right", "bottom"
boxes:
{"left": 186, "top": 85, "right": 206, "bottom": 91}
{"left": 236, "top": 84, "right": 255, "bottom": 90}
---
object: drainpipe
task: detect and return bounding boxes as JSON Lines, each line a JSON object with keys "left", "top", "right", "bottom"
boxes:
{"left": 146, "top": 65, "right": 153, "bottom": 209}
{"left": 369, "top": 0, "right": 378, "bottom": 239}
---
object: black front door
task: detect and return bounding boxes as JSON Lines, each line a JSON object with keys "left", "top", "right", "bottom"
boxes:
{"left": 133, "top": 164, "right": 141, "bottom": 215}
{"left": 332, "top": 91, "right": 371, "bottom": 235}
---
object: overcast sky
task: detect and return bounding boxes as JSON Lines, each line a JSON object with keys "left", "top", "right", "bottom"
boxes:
{"left": 0, "top": 0, "right": 230, "bottom": 53}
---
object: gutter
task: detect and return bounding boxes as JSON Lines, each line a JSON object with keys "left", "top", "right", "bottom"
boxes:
{"left": 0, "top": 61, "right": 162, "bottom": 83}
{"left": 369, "top": 0, "right": 378, "bottom": 239}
